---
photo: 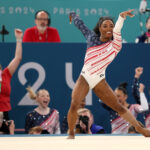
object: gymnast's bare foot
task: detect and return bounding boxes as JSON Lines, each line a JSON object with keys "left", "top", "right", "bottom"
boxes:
{"left": 136, "top": 126, "right": 150, "bottom": 137}
{"left": 67, "top": 131, "right": 75, "bottom": 139}
{"left": 67, "top": 135, "right": 75, "bottom": 139}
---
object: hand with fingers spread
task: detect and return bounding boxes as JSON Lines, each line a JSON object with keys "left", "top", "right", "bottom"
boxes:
{"left": 120, "top": 9, "right": 135, "bottom": 19}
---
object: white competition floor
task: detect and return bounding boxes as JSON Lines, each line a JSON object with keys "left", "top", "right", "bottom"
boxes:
{"left": 1, "top": 134, "right": 150, "bottom": 150}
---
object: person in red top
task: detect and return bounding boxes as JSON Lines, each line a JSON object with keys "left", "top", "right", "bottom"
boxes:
{"left": 0, "top": 29, "right": 23, "bottom": 120}
{"left": 23, "top": 10, "right": 61, "bottom": 42}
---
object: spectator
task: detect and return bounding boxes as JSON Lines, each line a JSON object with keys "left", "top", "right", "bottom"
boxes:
{"left": 100, "top": 81, "right": 148, "bottom": 134}
{"left": 132, "top": 67, "right": 150, "bottom": 130}
{"left": 0, "top": 29, "right": 23, "bottom": 120}
{"left": 0, "top": 112, "right": 15, "bottom": 135}
{"left": 135, "top": 16, "right": 150, "bottom": 43}
{"left": 23, "top": 10, "right": 61, "bottom": 42}
{"left": 25, "top": 87, "right": 61, "bottom": 134}
{"left": 75, "top": 108, "right": 105, "bottom": 134}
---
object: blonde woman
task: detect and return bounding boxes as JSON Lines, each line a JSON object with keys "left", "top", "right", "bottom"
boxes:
{"left": 25, "top": 87, "right": 60, "bottom": 134}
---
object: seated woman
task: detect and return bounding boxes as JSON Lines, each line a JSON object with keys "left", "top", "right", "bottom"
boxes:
{"left": 25, "top": 87, "right": 60, "bottom": 134}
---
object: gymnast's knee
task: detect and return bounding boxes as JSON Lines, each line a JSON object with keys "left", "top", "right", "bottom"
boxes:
{"left": 70, "top": 98, "right": 80, "bottom": 111}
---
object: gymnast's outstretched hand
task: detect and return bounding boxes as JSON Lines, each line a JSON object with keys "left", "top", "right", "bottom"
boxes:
{"left": 120, "top": 9, "right": 135, "bottom": 19}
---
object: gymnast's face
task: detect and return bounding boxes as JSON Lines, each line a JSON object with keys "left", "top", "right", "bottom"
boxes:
{"left": 115, "top": 89, "right": 128, "bottom": 105}
{"left": 99, "top": 20, "right": 114, "bottom": 41}
{"left": 37, "top": 90, "right": 50, "bottom": 108}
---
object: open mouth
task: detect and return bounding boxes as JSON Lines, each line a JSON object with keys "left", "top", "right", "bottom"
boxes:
{"left": 43, "top": 101, "right": 49, "bottom": 105}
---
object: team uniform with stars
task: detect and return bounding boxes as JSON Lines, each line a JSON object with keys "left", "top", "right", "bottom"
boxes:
{"left": 25, "top": 108, "right": 60, "bottom": 134}
{"left": 100, "top": 102, "right": 145, "bottom": 134}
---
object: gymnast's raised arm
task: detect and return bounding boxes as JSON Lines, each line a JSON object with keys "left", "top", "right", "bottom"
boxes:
{"left": 69, "top": 12, "right": 93, "bottom": 39}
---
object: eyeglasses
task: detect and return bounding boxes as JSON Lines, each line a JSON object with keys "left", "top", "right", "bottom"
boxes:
{"left": 36, "top": 18, "right": 48, "bottom": 21}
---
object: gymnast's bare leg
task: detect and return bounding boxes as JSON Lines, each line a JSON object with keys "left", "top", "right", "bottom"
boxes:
{"left": 67, "top": 75, "right": 89, "bottom": 139}
{"left": 93, "top": 79, "right": 150, "bottom": 137}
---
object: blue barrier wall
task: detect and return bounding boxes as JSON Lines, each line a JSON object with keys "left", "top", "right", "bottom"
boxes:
{"left": 0, "top": 43, "right": 150, "bottom": 133}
